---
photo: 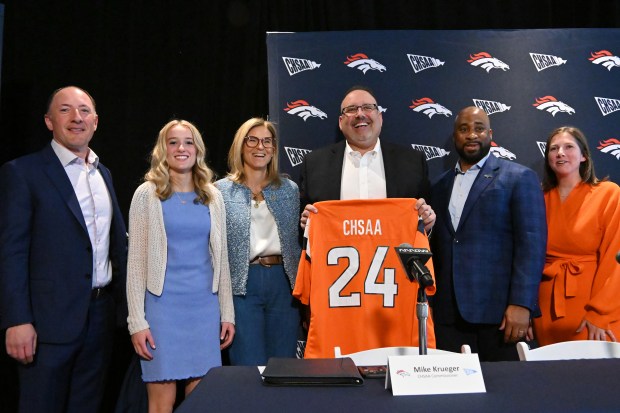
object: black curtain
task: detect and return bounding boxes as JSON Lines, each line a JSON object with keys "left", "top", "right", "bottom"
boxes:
{"left": 0, "top": 1, "right": 619, "bottom": 412}
{"left": 1, "top": 0, "right": 619, "bottom": 217}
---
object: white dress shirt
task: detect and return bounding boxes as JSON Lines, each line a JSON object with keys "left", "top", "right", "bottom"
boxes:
{"left": 51, "top": 140, "right": 113, "bottom": 288}
{"left": 340, "top": 138, "right": 387, "bottom": 200}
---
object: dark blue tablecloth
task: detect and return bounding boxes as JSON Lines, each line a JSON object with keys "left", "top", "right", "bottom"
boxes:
{"left": 176, "top": 359, "right": 620, "bottom": 413}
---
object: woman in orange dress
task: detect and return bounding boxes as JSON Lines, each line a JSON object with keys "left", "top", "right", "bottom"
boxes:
{"left": 533, "top": 126, "right": 620, "bottom": 346}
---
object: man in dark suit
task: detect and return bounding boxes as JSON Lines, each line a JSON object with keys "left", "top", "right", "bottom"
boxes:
{"left": 0, "top": 86, "right": 128, "bottom": 412}
{"left": 429, "top": 106, "right": 546, "bottom": 361}
{"left": 299, "top": 85, "right": 436, "bottom": 228}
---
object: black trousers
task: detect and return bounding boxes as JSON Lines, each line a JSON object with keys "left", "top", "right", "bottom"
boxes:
{"left": 17, "top": 292, "right": 115, "bottom": 413}
{"left": 434, "top": 315, "right": 533, "bottom": 361}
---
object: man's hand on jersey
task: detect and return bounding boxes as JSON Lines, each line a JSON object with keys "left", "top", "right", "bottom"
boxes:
{"left": 415, "top": 198, "right": 436, "bottom": 232}
{"left": 300, "top": 204, "right": 318, "bottom": 229}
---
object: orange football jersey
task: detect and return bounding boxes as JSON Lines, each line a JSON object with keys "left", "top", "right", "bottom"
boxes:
{"left": 293, "top": 198, "right": 436, "bottom": 358}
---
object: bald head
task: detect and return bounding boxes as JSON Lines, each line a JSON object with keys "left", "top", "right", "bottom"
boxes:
{"left": 46, "top": 86, "right": 96, "bottom": 114}
{"left": 44, "top": 86, "right": 99, "bottom": 160}
{"left": 452, "top": 106, "right": 493, "bottom": 171}
{"left": 454, "top": 106, "right": 490, "bottom": 131}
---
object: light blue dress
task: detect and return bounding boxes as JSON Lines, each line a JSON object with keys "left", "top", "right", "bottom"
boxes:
{"left": 141, "top": 191, "right": 221, "bottom": 382}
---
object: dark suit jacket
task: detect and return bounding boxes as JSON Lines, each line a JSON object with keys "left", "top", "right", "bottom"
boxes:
{"left": 0, "top": 143, "right": 127, "bottom": 343}
{"left": 299, "top": 140, "right": 430, "bottom": 205}
{"left": 429, "top": 155, "right": 546, "bottom": 325}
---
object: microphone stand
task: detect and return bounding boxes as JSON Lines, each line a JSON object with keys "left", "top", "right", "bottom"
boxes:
{"left": 417, "top": 287, "right": 429, "bottom": 355}
{"left": 406, "top": 259, "right": 433, "bottom": 355}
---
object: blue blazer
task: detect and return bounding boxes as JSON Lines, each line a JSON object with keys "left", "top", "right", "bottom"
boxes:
{"left": 429, "top": 155, "right": 547, "bottom": 325}
{"left": 0, "top": 143, "right": 127, "bottom": 343}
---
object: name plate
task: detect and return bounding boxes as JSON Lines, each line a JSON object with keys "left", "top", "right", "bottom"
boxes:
{"left": 385, "top": 354, "right": 486, "bottom": 396}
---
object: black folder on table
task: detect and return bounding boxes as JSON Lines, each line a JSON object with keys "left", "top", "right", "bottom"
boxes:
{"left": 261, "top": 357, "right": 364, "bottom": 386}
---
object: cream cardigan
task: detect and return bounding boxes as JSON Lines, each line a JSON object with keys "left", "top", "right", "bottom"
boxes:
{"left": 126, "top": 181, "right": 234, "bottom": 335}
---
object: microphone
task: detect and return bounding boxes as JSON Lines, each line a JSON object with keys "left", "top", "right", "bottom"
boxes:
{"left": 394, "top": 243, "right": 434, "bottom": 289}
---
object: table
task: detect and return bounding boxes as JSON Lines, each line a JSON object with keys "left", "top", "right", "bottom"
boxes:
{"left": 176, "top": 359, "right": 620, "bottom": 412}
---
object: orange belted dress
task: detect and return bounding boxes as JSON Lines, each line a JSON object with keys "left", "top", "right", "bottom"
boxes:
{"left": 534, "top": 181, "right": 620, "bottom": 346}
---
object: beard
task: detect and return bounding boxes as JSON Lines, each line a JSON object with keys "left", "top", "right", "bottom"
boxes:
{"left": 455, "top": 141, "right": 491, "bottom": 165}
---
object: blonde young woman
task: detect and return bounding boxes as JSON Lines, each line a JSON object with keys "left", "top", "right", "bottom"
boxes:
{"left": 215, "top": 117, "right": 300, "bottom": 365}
{"left": 127, "top": 120, "right": 234, "bottom": 412}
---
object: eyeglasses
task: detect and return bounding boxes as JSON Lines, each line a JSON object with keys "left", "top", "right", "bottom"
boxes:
{"left": 244, "top": 136, "right": 275, "bottom": 148}
{"left": 341, "top": 103, "right": 378, "bottom": 116}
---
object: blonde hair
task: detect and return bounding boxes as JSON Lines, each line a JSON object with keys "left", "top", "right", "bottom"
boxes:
{"left": 227, "top": 117, "right": 281, "bottom": 186}
{"left": 145, "top": 119, "right": 215, "bottom": 204}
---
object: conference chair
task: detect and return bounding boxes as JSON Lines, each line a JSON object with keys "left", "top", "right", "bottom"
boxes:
{"left": 517, "top": 340, "right": 620, "bottom": 361}
{"left": 334, "top": 345, "right": 472, "bottom": 366}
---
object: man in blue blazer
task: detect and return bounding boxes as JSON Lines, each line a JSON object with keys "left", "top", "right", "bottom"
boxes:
{"left": 299, "top": 85, "right": 436, "bottom": 229}
{"left": 430, "top": 106, "right": 546, "bottom": 361}
{"left": 0, "top": 86, "right": 127, "bottom": 412}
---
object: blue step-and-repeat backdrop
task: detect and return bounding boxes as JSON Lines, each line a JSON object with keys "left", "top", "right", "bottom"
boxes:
{"left": 267, "top": 29, "right": 620, "bottom": 185}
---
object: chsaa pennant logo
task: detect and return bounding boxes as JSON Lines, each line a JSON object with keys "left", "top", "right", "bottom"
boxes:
{"left": 533, "top": 96, "right": 575, "bottom": 116}
{"left": 344, "top": 53, "right": 387, "bottom": 74}
{"left": 490, "top": 141, "right": 516, "bottom": 160}
{"left": 473, "top": 99, "right": 511, "bottom": 115}
{"left": 529, "top": 53, "right": 567, "bottom": 72}
{"left": 467, "top": 52, "right": 510, "bottom": 72}
{"left": 284, "top": 146, "right": 312, "bottom": 167}
{"left": 406, "top": 54, "right": 445, "bottom": 73}
{"left": 283, "top": 100, "right": 328, "bottom": 121}
{"left": 594, "top": 97, "right": 620, "bottom": 116}
{"left": 409, "top": 98, "right": 452, "bottom": 118}
{"left": 537, "top": 141, "right": 547, "bottom": 157}
{"left": 597, "top": 139, "right": 620, "bottom": 160}
{"left": 281, "top": 56, "right": 321, "bottom": 76}
{"left": 411, "top": 144, "right": 450, "bottom": 161}
{"left": 589, "top": 50, "right": 620, "bottom": 71}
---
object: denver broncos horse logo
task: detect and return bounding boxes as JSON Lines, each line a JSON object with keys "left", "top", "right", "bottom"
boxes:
{"left": 284, "top": 100, "right": 328, "bottom": 121}
{"left": 533, "top": 96, "right": 575, "bottom": 116}
{"left": 597, "top": 138, "right": 620, "bottom": 160}
{"left": 589, "top": 50, "right": 620, "bottom": 71}
{"left": 467, "top": 52, "right": 510, "bottom": 72}
{"left": 490, "top": 142, "right": 516, "bottom": 160}
{"left": 409, "top": 98, "right": 452, "bottom": 118}
{"left": 344, "top": 53, "right": 387, "bottom": 74}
